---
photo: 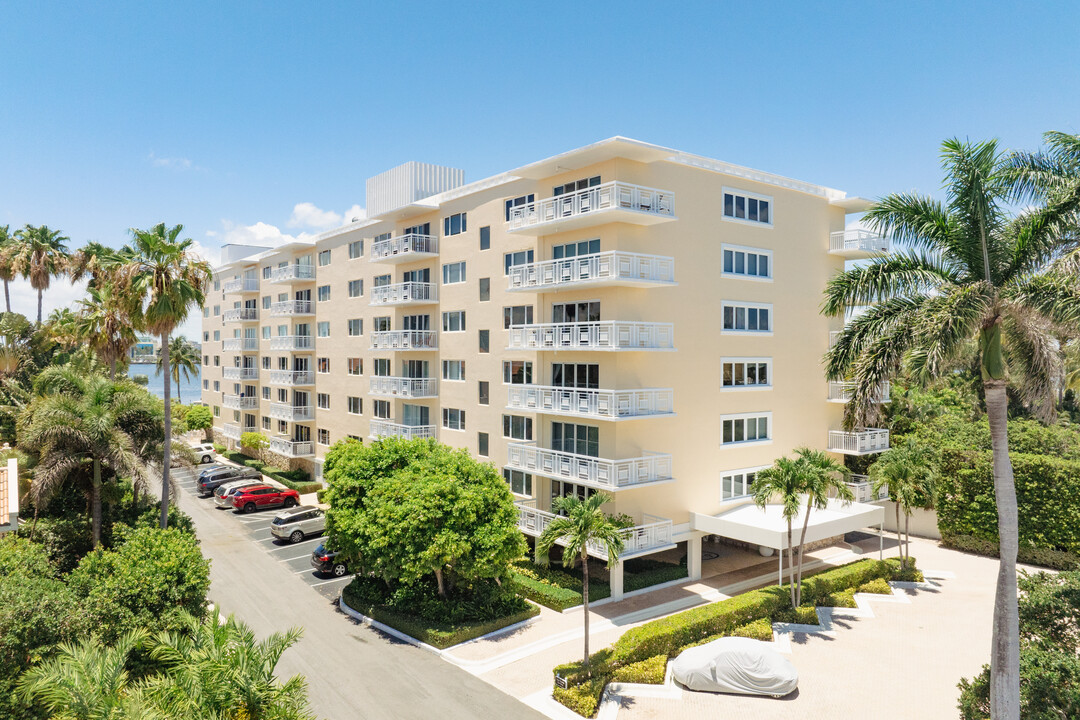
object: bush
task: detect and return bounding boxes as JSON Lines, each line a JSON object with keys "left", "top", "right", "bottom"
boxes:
{"left": 0, "top": 537, "right": 57, "bottom": 578}
{"left": 624, "top": 561, "right": 688, "bottom": 592}
{"left": 858, "top": 578, "right": 893, "bottom": 595}
{"left": 239, "top": 431, "right": 269, "bottom": 451}
{"left": 818, "top": 588, "right": 857, "bottom": 608}
{"left": 212, "top": 443, "right": 226, "bottom": 453}
{"left": 510, "top": 559, "right": 611, "bottom": 611}
{"left": 511, "top": 572, "right": 587, "bottom": 612}
{"left": 943, "top": 534, "right": 1080, "bottom": 571}
{"left": 772, "top": 605, "right": 821, "bottom": 625}
{"left": 732, "top": 617, "right": 777, "bottom": 640}
{"left": 243, "top": 458, "right": 265, "bottom": 471}
{"left": 553, "top": 677, "right": 606, "bottom": 718}
{"left": 611, "top": 654, "right": 667, "bottom": 684}
{"left": 800, "top": 558, "right": 899, "bottom": 606}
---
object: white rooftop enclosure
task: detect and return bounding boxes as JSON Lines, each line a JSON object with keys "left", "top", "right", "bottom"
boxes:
{"left": 365, "top": 161, "right": 464, "bottom": 217}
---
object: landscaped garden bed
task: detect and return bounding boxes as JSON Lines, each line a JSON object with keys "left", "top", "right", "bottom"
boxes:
{"left": 511, "top": 555, "right": 688, "bottom": 612}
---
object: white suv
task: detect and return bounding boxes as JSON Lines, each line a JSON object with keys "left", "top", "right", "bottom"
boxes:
{"left": 187, "top": 443, "right": 217, "bottom": 464}
{"left": 271, "top": 506, "right": 326, "bottom": 543}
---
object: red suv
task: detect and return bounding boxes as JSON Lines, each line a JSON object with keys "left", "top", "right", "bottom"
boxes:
{"left": 231, "top": 485, "right": 300, "bottom": 514}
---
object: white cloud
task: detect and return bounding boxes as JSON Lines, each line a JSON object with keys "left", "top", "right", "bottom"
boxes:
{"left": 5, "top": 276, "right": 88, "bottom": 323}
{"left": 343, "top": 204, "right": 366, "bottom": 223}
{"left": 147, "top": 152, "right": 194, "bottom": 171}
{"left": 287, "top": 202, "right": 342, "bottom": 230}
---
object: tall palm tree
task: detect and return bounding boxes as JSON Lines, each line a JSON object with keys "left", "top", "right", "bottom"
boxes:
{"left": 823, "top": 137, "right": 1080, "bottom": 720}
{"left": 752, "top": 455, "right": 810, "bottom": 608}
{"left": 118, "top": 222, "right": 212, "bottom": 530}
{"left": 792, "top": 448, "right": 853, "bottom": 597}
{"left": 68, "top": 241, "right": 126, "bottom": 289}
{"left": 869, "top": 437, "right": 937, "bottom": 568}
{"left": 157, "top": 335, "right": 199, "bottom": 403}
{"left": 12, "top": 224, "right": 70, "bottom": 324}
{"left": 75, "top": 284, "right": 138, "bottom": 380}
{"left": 0, "top": 224, "right": 17, "bottom": 312}
{"left": 45, "top": 307, "right": 81, "bottom": 349}
{"left": 536, "top": 491, "right": 624, "bottom": 671}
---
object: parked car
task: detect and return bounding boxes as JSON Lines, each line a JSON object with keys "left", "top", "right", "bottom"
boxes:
{"left": 214, "top": 478, "right": 267, "bottom": 508}
{"left": 231, "top": 484, "right": 300, "bottom": 514}
{"left": 310, "top": 543, "right": 350, "bottom": 577}
{"left": 187, "top": 443, "right": 217, "bottom": 464}
{"left": 270, "top": 505, "right": 326, "bottom": 543}
{"left": 197, "top": 466, "right": 262, "bottom": 497}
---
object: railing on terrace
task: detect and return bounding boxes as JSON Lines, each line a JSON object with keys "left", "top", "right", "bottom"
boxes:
{"left": 508, "top": 181, "right": 675, "bottom": 231}
{"left": 268, "top": 370, "right": 315, "bottom": 386}
{"left": 269, "top": 264, "right": 316, "bottom": 283}
{"left": 269, "top": 300, "right": 315, "bottom": 317}
{"left": 829, "top": 229, "right": 890, "bottom": 254}
{"left": 222, "top": 367, "right": 258, "bottom": 380}
{"left": 269, "top": 335, "right": 314, "bottom": 351}
{"left": 506, "top": 385, "right": 674, "bottom": 420}
{"left": 515, "top": 501, "right": 673, "bottom": 558}
{"left": 222, "top": 395, "right": 258, "bottom": 410}
{"left": 369, "top": 330, "right": 438, "bottom": 351}
{"left": 368, "top": 376, "right": 438, "bottom": 398}
{"left": 370, "top": 233, "right": 438, "bottom": 262}
{"left": 369, "top": 282, "right": 438, "bottom": 306}
{"left": 222, "top": 338, "right": 258, "bottom": 352}
{"left": 269, "top": 403, "right": 314, "bottom": 422}
{"left": 506, "top": 251, "right": 675, "bottom": 291}
{"left": 223, "top": 307, "right": 258, "bottom": 322}
{"left": 507, "top": 321, "right": 674, "bottom": 352}
{"left": 505, "top": 443, "right": 672, "bottom": 490}
{"left": 222, "top": 424, "right": 256, "bottom": 440}
{"left": 269, "top": 438, "right": 315, "bottom": 457}
{"left": 828, "top": 381, "right": 891, "bottom": 403}
{"left": 827, "top": 428, "right": 890, "bottom": 455}
{"left": 368, "top": 421, "right": 436, "bottom": 440}
{"left": 223, "top": 278, "right": 259, "bottom": 294}
{"left": 845, "top": 475, "right": 891, "bottom": 503}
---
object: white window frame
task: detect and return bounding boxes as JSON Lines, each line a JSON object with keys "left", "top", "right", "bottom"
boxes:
{"left": 317, "top": 428, "right": 330, "bottom": 446}
{"left": 442, "top": 360, "right": 465, "bottom": 381}
{"left": 720, "top": 357, "right": 773, "bottom": 391}
{"left": 317, "top": 321, "right": 330, "bottom": 337}
{"left": 348, "top": 240, "right": 363, "bottom": 259}
{"left": 721, "top": 186, "right": 774, "bottom": 228}
{"left": 442, "top": 261, "right": 466, "bottom": 285}
{"left": 720, "top": 243, "right": 773, "bottom": 282}
{"left": 317, "top": 285, "right": 331, "bottom": 302}
{"left": 317, "top": 393, "right": 330, "bottom": 410}
{"left": 503, "top": 468, "right": 533, "bottom": 497}
{"left": 720, "top": 411, "right": 772, "bottom": 447}
{"left": 720, "top": 301, "right": 773, "bottom": 336}
{"left": 348, "top": 279, "right": 363, "bottom": 298}
{"left": 442, "top": 311, "right": 466, "bottom": 333}
{"left": 317, "top": 249, "right": 332, "bottom": 266}
{"left": 442, "top": 408, "right": 466, "bottom": 431}
{"left": 347, "top": 396, "right": 362, "bottom": 415}
{"left": 347, "top": 318, "right": 362, "bottom": 336}
{"left": 443, "top": 212, "right": 467, "bottom": 236}
{"left": 720, "top": 465, "right": 770, "bottom": 501}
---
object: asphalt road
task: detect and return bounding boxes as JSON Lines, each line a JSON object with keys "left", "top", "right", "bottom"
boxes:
{"left": 171, "top": 464, "right": 546, "bottom": 720}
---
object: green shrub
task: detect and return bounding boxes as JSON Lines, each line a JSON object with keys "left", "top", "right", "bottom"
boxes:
{"left": 509, "top": 560, "right": 611, "bottom": 611}
{"left": 611, "top": 654, "right": 666, "bottom": 684}
{"left": 858, "top": 578, "right": 893, "bottom": 595}
{"left": 943, "top": 534, "right": 1080, "bottom": 571}
{"left": 819, "top": 588, "right": 857, "bottom": 608}
{"left": 552, "top": 677, "right": 606, "bottom": 718}
{"left": 243, "top": 458, "right": 265, "bottom": 471}
{"left": 212, "top": 443, "right": 226, "bottom": 453}
{"left": 772, "top": 605, "right": 821, "bottom": 625}
{"left": 732, "top": 617, "right": 776, "bottom": 640}
{"left": 624, "top": 562, "right": 688, "bottom": 592}
{"left": 800, "top": 558, "right": 896, "bottom": 606}
{"left": 511, "top": 572, "right": 584, "bottom": 612}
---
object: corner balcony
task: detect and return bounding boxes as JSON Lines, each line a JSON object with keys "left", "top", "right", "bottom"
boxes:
{"left": 369, "top": 282, "right": 438, "bottom": 307}
{"left": 507, "top": 251, "right": 676, "bottom": 292}
{"left": 269, "top": 300, "right": 315, "bottom": 317}
{"left": 827, "top": 428, "right": 890, "bottom": 456}
{"left": 516, "top": 500, "right": 675, "bottom": 559}
{"left": 222, "top": 337, "right": 258, "bottom": 352}
{"left": 223, "top": 395, "right": 258, "bottom": 410}
{"left": 507, "top": 321, "right": 674, "bottom": 352}
{"left": 268, "top": 370, "right": 315, "bottom": 387}
{"left": 268, "top": 265, "right": 316, "bottom": 284}
{"left": 370, "top": 233, "right": 439, "bottom": 264}
{"left": 269, "top": 335, "right": 314, "bottom": 352}
{"left": 507, "top": 181, "right": 676, "bottom": 235}
{"left": 505, "top": 443, "right": 672, "bottom": 491}
{"left": 506, "top": 385, "right": 674, "bottom": 421}
{"left": 845, "top": 475, "right": 890, "bottom": 503}
{"left": 222, "top": 423, "right": 256, "bottom": 441}
{"left": 269, "top": 403, "right": 314, "bottom": 422}
{"left": 829, "top": 230, "right": 891, "bottom": 258}
{"left": 223, "top": 278, "right": 259, "bottom": 294}
{"left": 369, "top": 421, "right": 437, "bottom": 441}
{"left": 370, "top": 330, "right": 438, "bottom": 351}
{"left": 269, "top": 438, "right": 315, "bottom": 458}
{"left": 828, "top": 381, "right": 891, "bottom": 403}
{"left": 223, "top": 308, "right": 258, "bottom": 323}
{"left": 222, "top": 367, "right": 258, "bottom": 381}
{"left": 369, "top": 376, "right": 438, "bottom": 398}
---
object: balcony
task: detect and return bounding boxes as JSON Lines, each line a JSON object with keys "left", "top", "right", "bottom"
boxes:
{"left": 506, "top": 385, "right": 674, "bottom": 421}
{"left": 369, "top": 282, "right": 438, "bottom": 307}
{"left": 222, "top": 423, "right": 256, "bottom": 441}
{"left": 829, "top": 229, "right": 891, "bottom": 258}
{"left": 222, "top": 337, "right": 258, "bottom": 352}
{"left": 223, "top": 278, "right": 259, "bottom": 294}
{"left": 369, "top": 376, "right": 438, "bottom": 399}
{"left": 508, "top": 181, "right": 676, "bottom": 235}
{"left": 370, "top": 330, "right": 438, "bottom": 351}
{"left": 223, "top": 395, "right": 258, "bottom": 410}
{"left": 827, "top": 428, "right": 890, "bottom": 455}
{"left": 370, "top": 233, "right": 439, "bottom": 264}
{"left": 507, "top": 321, "right": 674, "bottom": 352}
{"left": 505, "top": 443, "right": 672, "bottom": 491}
{"left": 828, "top": 381, "right": 891, "bottom": 403}
{"left": 507, "top": 251, "right": 676, "bottom": 292}
{"left": 269, "top": 300, "right": 315, "bottom": 317}
{"left": 269, "top": 438, "right": 315, "bottom": 458}
{"left": 268, "top": 370, "right": 315, "bottom": 387}
{"left": 222, "top": 367, "right": 258, "bottom": 381}
{"left": 268, "top": 265, "right": 316, "bottom": 284}
{"left": 516, "top": 500, "right": 675, "bottom": 559}
{"left": 223, "top": 307, "right": 258, "bottom": 323}
{"left": 269, "top": 335, "right": 314, "bottom": 352}
{"left": 845, "top": 475, "right": 891, "bottom": 503}
{"left": 369, "top": 421, "right": 437, "bottom": 441}
{"left": 270, "top": 403, "right": 314, "bottom": 422}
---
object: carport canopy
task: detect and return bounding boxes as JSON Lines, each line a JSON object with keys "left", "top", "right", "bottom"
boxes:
{"left": 691, "top": 497, "right": 885, "bottom": 551}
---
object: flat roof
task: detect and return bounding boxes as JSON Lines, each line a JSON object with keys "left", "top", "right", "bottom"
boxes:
{"left": 691, "top": 497, "right": 884, "bottom": 550}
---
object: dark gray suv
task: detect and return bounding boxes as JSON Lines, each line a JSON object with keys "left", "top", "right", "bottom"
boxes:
{"left": 196, "top": 466, "right": 262, "bottom": 497}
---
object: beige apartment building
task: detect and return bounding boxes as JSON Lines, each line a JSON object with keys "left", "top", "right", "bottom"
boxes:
{"left": 200, "top": 137, "right": 892, "bottom": 598}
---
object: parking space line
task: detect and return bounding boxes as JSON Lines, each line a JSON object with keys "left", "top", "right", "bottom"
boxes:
{"left": 295, "top": 567, "right": 317, "bottom": 574}
{"left": 279, "top": 553, "right": 315, "bottom": 562}
{"left": 269, "top": 537, "right": 321, "bottom": 551}
{"left": 310, "top": 575, "right": 354, "bottom": 588}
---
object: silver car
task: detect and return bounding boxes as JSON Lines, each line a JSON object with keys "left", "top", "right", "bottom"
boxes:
{"left": 270, "top": 505, "right": 326, "bottom": 543}
{"left": 214, "top": 478, "right": 266, "bottom": 508}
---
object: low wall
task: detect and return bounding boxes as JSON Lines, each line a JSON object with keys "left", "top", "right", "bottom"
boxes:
{"left": 880, "top": 503, "right": 940, "bottom": 540}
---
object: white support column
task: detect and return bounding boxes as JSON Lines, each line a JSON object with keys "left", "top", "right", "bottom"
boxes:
{"left": 687, "top": 536, "right": 703, "bottom": 581}
{"left": 609, "top": 562, "right": 625, "bottom": 602}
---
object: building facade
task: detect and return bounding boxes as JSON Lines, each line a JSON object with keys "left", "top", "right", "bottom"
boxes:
{"left": 200, "top": 137, "right": 891, "bottom": 597}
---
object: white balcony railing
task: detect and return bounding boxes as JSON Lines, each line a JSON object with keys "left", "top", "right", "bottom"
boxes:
{"left": 829, "top": 230, "right": 891, "bottom": 255}
{"left": 269, "top": 335, "right": 314, "bottom": 351}
{"left": 828, "top": 381, "right": 891, "bottom": 403}
{"left": 370, "top": 233, "right": 439, "bottom": 263}
{"left": 827, "top": 428, "right": 890, "bottom": 455}
{"left": 222, "top": 337, "right": 258, "bottom": 352}
{"left": 268, "top": 264, "right": 316, "bottom": 283}
{"left": 269, "top": 300, "right": 315, "bottom": 317}
{"left": 223, "top": 278, "right": 259, "bottom": 294}
{"left": 269, "top": 403, "right": 314, "bottom": 422}
{"left": 508, "top": 181, "right": 675, "bottom": 232}
{"left": 268, "top": 370, "right": 315, "bottom": 386}
{"left": 515, "top": 501, "right": 673, "bottom": 559}
{"left": 369, "top": 282, "right": 438, "bottom": 306}
{"left": 506, "top": 385, "right": 674, "bottom": 421}
{"left": 222, "top": 367, "right": 258, "bottom": 380}
{"left": 222, "top": 424, "right": 256, "bottom": 441}
{"left": 845, "top": 475, "right": 891, "bottom": 503}
{"left": 370, "top": 330, "right": 438, "bottom": 351}
{"left": 368, "top": 421, "right": 437, "bottom": 441}
{"left": 369, "top": 376, "right": 438, "bottom": 398}
{"left": 222, "top": 395, "right": 258, "bottom": 410}
{"left": 269, "top": 438, "right": 315, "bottom": 457}
{"left": 505, "top": 443, "right": 672, "bottom": 491}
{"left": 507, "top": 251, "right": 675, "bottom": 292}
{"left": 507, "top": 321, "right": 674, "bottom": 352}
{"left": 223, "top": 307, "right": 258, "bottom": 323}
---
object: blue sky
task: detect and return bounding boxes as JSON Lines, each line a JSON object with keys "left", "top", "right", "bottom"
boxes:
{"left": 1, "top": 1, "right": 1078, "bottom": 338}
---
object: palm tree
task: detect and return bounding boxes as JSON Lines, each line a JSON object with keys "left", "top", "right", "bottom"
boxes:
{"left": 792, "top": 448, "right": 853, "bottom": 597}
{"left": 823, "top": 137, "right": 1080, "bottom": 720}
{"left": 118, "top": 223, "right": 212, "bottom": 530}
{"left": 12, "top": 224, "right": 70, "bottom": 324}
{"left": 45, "top": 307, "right": 81, "bottom": 350}
{"left": 157, "top": 335, "right": 199, "bottom": 403}
{"left": 869, "top": 437, "right": 937, "bottom": 568}
{"left": 68, "top": 241, "right": 126, "bottom": 289}
{"left": 75, "top": 284, "right": 138, "bottom": 380}
{"left": 752, "top": 456, "right": 810, "bottom": 608}
{"left": 536, "top": 492, "right": 624, "bottom": 671}
{"left": 0, "top": 224, "right": 17, "bottom": 312}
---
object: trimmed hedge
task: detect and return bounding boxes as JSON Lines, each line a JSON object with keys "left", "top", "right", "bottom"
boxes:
{"left": 942, "top": 533, "right": 1080, "bottom": 571}
{"left": 552, "top": 677, "right": 606, "bottom": 718}
{"left": 625, "top": 563, "right": 689, "bottom": 593}
{"left": 818, "top": 588, "right": 857, "bottom": 608}
{"left": 510, "top": 557, "right": 687, "bottom": 612}
{"left": 512, "top": 572, "right": 587, "bottom": 613}
{"left": 858, "top": 578, "right": 893, "bottom": 594}
{"left": 611, "top": 654, "right": 666, "bottom": 684}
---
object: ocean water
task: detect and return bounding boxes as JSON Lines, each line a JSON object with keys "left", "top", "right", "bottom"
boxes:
{"left": 127, "top": 363, "right": 202, "bottom": 403}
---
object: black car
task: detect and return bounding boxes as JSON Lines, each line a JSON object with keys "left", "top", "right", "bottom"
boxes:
{"left": 310, "top": 543, "right": 350, "bottom": 577}
{"left": 197, "top": 466, "right": 262, "bottom": 497}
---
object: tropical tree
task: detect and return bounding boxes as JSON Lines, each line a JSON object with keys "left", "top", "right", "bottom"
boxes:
{"left": 157, "top": 335, "right": 199, "bottom": 403}
{"left": 823, "top": 137, "right": 1080, "bottom": 720}
{"left": 791, "top": 448, "right": 853, "bottom": 596}
{"left": 75, "top": 284, "right": 138, "bottom": 380}
{"left": 536, "top": 492, "right": 624, "bottom": 671}
{"left": 118, "top": 222, "right": 212, "bottom": 530}
{"left": 752, "top": 456, "right": 805, "bottom": 608}
{"left": 184, "top": 403, "right": 214, "bottom": 442}
{"left": 11, "top": 224, "right": 70, "bottom": 324}
{"left": 68, "top": 241, "right": 125, "bottom": 289}
{"left": 0, "top": 224, "right": 17, "bottom": 312}
{"left": 869, "top": 437, "right": 937, "bottom": 567}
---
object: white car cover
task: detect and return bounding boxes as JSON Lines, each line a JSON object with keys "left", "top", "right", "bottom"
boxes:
{"left": 670, "top": 637, "right": 798, "bottom": 696}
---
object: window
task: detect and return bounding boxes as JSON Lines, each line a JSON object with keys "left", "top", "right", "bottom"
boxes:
{"left": 347, "top": 358, "right": 362, "bottom": 375}
{"left": 262, "top": 295, "right": 271, "bottom": 309}
{"left": 262, "top": 416, "right": 271, "bottom": 430}
{"left": 203, "top": 379, "right": 209, "bottom": 389}
{"left": 374, "top": 231, "right": 391, "bottom": 243}
{"left": 262, "top": 266, "right": 271, "bottom": 279}
{"left": 374, "top": 400, "right": 390, "bottom": 419}
{"left": 721, "top": 302, "right": 772, "bottom": 333}
{"left": 553, "top": 176, "right": 600, "bottom": 196}
{"left": 203, "top": 307, "right": 209, "bottom": 318}
{"left": 552, "top": 301, "right": 600, "bottom": 323}
{"left": 503, "top": 361, "right": 532, "bottom": 384}
{"left": 348, "top": 279, "right": 363, "bottom": 297}
{"left": 203, "top": 331, "right": 209, "bottom": 342}
{"left": 505, "top": 194, "right": 535, "bottom": 221}
{"left": 478, "top": 432, "right": 489, "bottom": 457}
{"left": 721, "top": 413, "right": 771, "bottom": 445}
{"left": 373, "top": 273, "right": 391, "bottom": 288}
{"left": 722, "top": 188, "right": 772, "bottom": 225}
{"left": 722, "top": 467, "right": 767, "bottom": 500}
{"left": 203, "top": 355, "right": 209, "bottom": 366}
{"left": 213, "top": 305, "right": 220, "bottom": 316}
{"left": 262, "top": 326, "right": 271, "bottom": 339}
{"left": 553, "top": 238, "right": 600, "bottom": 258}
{"left": 479, "top": 277, "right": 490, "bottom": 301}
{"left": 503, "top": 305, "right": 534, "bottom": 329}
{"left": 348, "top": 319, "right": 363, "bottom": 336}
{"left": 722, "top": 246, "right": 772, "bottom": 280}
{"left": 213, "top": 356, "right": 220, "bottom": 367}
{"left": 213, "top": 405, "right": 220, "bottom": 417}
{"left": 317, "top": 357, "right": 330, "bottom": 373}
{"left": 552, "top": 422, "right": 599, "bottom": 457}
{"left": 214, "top": 279, "right": 220, "bottom": 291}
{"left": 722, "top": 359, "right": 771, "bottom": 389}
{"left": 442, "top": 408, "right": 465, "bottom": 431}
{"left": 317, "top": 321, "right": 330, "bottom": 337}
{"left": 317, "top": 393, "right": 330, "bottom": 410}
{"left": 262, "top": 386, "right": 271, "bottom": 400}
{"left": 502, "top": 415, "right": 533, "bottom": 440}
{"left": 479, "top": 226, "right": 490, "bottom": 250}
{"left": 478, "top": 381, "right": 489, "bottom": 405}
{"left": 442, "top": 311, "right": 466, "bottom": 332}
{"left": 348, "top": 396, "right": 362, "bottom": 414}
{"left": 262, "top": 356, "right": 271, "bottom": 369}
{"left": 278, "top": 420, "right": 287, "bottom": 434}
{"left": 373, "top": 316, "right": 391, "bottom": 332}
{"left": 443, "top": 212, "right": 467, "bottom": 236}
{"left": 277, "top": 387, "right": 287, "bottom": 401}
{"left": 317, "top": 428, "right": 330, "bottom": 445}
{"left": 504, "top": 249, "right": 534, "bottom": 275}
{"left": 552, "top": 363, "right": 598, "bottom": 389}
{"left": 442, "top": 360, "right": 465, "bottom": 381}
{"left": 503, "top": 468, "right": 532, "bottom": 496}
{"left": 318, "top": 249, "right": 332, "bottom": 266}
{"left": 317, "top": 285, "right": 331, "bottom": 302}
{"left": 442, "top": 261, "right": 466, "bottom": 285}
{"left": 348, "top": 240, "right": 363, "bottom": 259}
{"left": 478, "top": 329, "right": 490, "bottom": 353}
{"left": 213, "top": 330, "right": 221, "bottom": 341}
{"left": 213, "top": 381, "right": 220, "bottom": 391}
